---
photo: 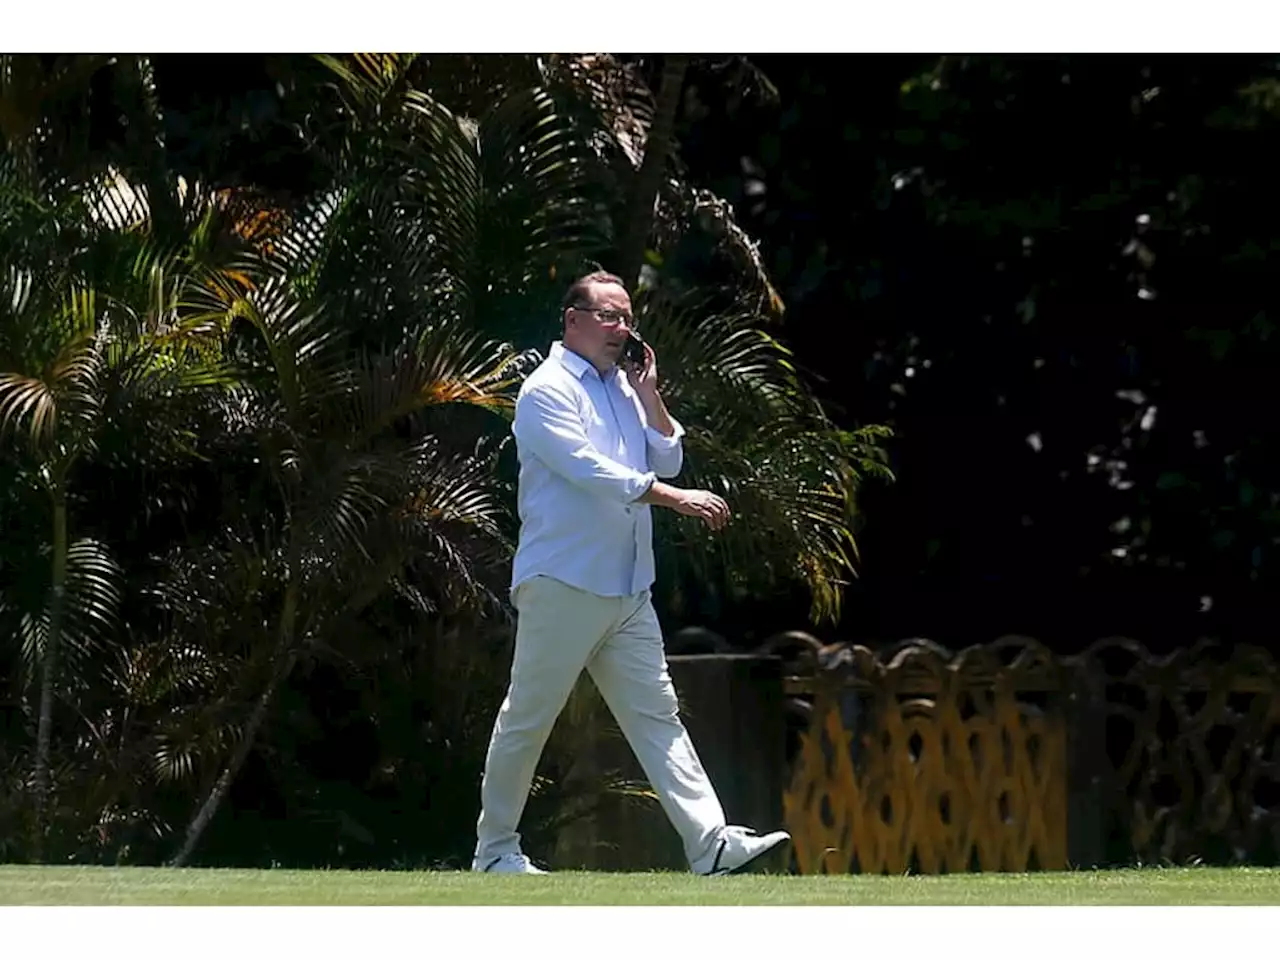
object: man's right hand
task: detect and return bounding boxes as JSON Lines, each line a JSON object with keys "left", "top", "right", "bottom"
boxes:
{"left": 640, "top": 481, "right": 732, "bottom": 531}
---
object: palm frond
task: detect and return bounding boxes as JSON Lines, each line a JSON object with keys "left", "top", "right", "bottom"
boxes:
{"left": 300, "top": 432, "right": 513, "bottom": 632}
{"left": 543, "top": 55, "right": 656, "bottom": 172}
{"left": 397, "top": 91, "right": 485, "bottom": 294}
{"left": 314, "top": 53, "right": 417, "bottom": 111}
{"left": 230, "top": 278, "right": 346, "bottom": 418}
{"left": 632, "top": 291, "right": 892, "bottom": 622}
{"left": 354, "top": 324, "right": 522, "bottom": 438}
{"left": 656, "top": 184, "right": 786, "bottom": 319}
{"left": 0, "top": 314, "right": 105, "bottom": 456}
{"left": 633, "top": 292, "right": 809, "bottom": 430}
{"left": 70, "top": 165, "right": 268, "bottom": 346}
{"left": 262, "top": 185, "right": 355, "bottom": 294}
{"left": 95, "top": 332, "right": 241, "bottom": 468}
{"left": 477, "top": 86, "right": 607, "bottom": 273}
{"left": 405, "top": 435, "right": 509, "bottom": 539}
{"left": 101, "top": 636, "right": 229, "bottom": 710}
{"left": 83, "top": 166, "right": 150, "bottom": 233}
{"left": 152, "top": 716, "right": 245, "bottom": 787}
{"left": 396, "top": 84, "right": 610, "bottom": 343}
{"left": 293, "top": 449, "right": 405, "bottom": 569}
{"left": 17, "top": 538, "right": 123, "bottom": 681}
{"left": 399, "top": 436, "right": 513, "bottom": 616}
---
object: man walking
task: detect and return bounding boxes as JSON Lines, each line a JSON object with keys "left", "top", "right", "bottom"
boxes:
{"left": 472, "top": 271, "right": 791, "bottom": 875}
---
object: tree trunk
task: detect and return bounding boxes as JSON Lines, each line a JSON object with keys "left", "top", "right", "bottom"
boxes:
{"left": 30, "top": 488, "right": 68, "bottom": 862}
{"left": 168, "top": 581, "right": 300, "bottom": 867}
{"left": 617, "top": 55, "right": 690, "bottom": 289}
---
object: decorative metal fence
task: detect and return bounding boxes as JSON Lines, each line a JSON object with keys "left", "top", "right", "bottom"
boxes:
{"left": 767, "top": 634, "right": 1280, "bottom": 874}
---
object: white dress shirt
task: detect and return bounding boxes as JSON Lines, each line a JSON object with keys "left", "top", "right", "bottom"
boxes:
{"left": 510, "top": 341, "right": 685, "bottom": 598}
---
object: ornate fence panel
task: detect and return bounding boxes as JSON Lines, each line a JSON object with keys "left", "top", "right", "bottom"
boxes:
{"left": 1070, "top": 638, "right": 1280, "bottom": 867}
{"left": 776, "top": 634, "right": 1280, "bottom": 873}
{"left": 780, "top": 637, "right": 1068, "bottom": 874}
{"left": 547, "top": 628, "right": 1280, "bottom": 873}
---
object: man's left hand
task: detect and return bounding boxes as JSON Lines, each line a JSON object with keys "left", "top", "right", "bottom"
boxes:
{"left": 625, "top": 340, "right": 659, "bottom": 397}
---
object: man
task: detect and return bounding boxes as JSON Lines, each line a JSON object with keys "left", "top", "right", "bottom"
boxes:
{"left": 472, "top": 271, "right": 791, "bottom": 875}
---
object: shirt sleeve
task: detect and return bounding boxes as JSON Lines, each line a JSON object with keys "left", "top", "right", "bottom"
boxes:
{"left": 514, "top": 382, "right": 656, "bottom": 503}
{"left": 645, "top": 415, "right": 685, "bottom": 479}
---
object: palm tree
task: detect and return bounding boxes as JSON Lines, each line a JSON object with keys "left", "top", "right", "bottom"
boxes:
{"left": 0, "top": 52, "right": 617, "bottom": 865}
{"left": 531, "top": 53, "right": 891, "bottom": 622}
{"left": 1, "top": 53, "right": 893, "bottom": 867}
{"left": 0, "top": 150, "right": 245, "bottom": 858}
{"left": 297, "top": 55, "right": 885, "bottom": 626}
{"left": 616, "top": 55, "right": 689, "bottom": 289}
{"left": 161, "top": 278, "right": 526, "bottom": 865}
{"left": 633, "top": 288, "right": 892, "bottom": 624}
{"left": 162, "top": 54, "right": 612, "bottom": 864}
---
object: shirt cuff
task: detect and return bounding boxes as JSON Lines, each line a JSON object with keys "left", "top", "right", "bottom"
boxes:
{"left": 630, "top": 472, "right": 658, "bottom": 502}
{"left": 645, "top": 415, "right": 685, "bottom": 449}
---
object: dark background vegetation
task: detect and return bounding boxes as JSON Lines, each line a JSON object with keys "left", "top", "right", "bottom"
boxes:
{"left": 4, "top": 53, "right": 1279, "bottom": 869}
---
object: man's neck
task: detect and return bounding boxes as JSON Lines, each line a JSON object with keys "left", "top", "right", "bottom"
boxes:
{"left": 562, "top": 341, "right": 615, "bottom": 378}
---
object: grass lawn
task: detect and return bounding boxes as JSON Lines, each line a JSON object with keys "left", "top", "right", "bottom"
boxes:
{"left": 2, "top": 865, "right": 1279, "bottom": 905}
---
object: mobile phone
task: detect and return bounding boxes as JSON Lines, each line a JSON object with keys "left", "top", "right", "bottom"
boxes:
{"left": 624, "top": 331, "right": 647, "bottom": 366}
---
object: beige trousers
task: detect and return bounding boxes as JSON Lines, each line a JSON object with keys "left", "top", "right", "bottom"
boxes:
{"left": 473, "top": 575, "right": 726, "bottom": 868}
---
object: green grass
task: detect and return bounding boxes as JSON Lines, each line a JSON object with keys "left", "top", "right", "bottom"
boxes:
{"left": 2, "top": 866, "right": 1279, "bottom": 905}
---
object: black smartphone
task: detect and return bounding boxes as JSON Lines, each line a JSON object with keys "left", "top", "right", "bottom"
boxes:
{"left": 624, "top": 331, "right": 647, "bottom": 367}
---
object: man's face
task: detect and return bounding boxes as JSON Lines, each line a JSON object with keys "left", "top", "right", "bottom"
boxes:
{"left": 564, "top": 282, "right": 635, "bottom": 371}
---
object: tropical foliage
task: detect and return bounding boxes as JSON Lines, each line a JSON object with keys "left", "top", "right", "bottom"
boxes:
{"left": 0, "top": 53, "right": 887, "bottom": 866}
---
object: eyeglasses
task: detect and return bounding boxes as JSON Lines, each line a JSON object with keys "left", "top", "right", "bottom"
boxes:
{"left": 571, "top": 306, "right": 636, "bottom": 328}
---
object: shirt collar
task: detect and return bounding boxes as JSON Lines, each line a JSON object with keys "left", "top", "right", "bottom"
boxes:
{"left": 551, "top": 341, "right": 618, "bottom": 382}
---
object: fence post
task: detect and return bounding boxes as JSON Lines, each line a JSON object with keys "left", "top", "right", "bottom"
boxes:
{"left": 670, "top": 653, "right": 788, "bottom": 840}
{"left": 1065, "top": 657, "right": 1109, "bottom": 869}
{"left": 549, "top": 651, "right": 789, "bottom": 871}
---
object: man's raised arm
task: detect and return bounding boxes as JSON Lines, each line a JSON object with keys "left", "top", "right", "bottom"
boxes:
{"left": 637, "top": 388, "right": 684, "bottom": 479}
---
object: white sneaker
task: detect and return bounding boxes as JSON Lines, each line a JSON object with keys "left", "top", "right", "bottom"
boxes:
{"left": 693, "top": 826, "right": 791, "bottom": 876}
{"left": 473, "top": 852, "right": 548, "bottom": 874}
